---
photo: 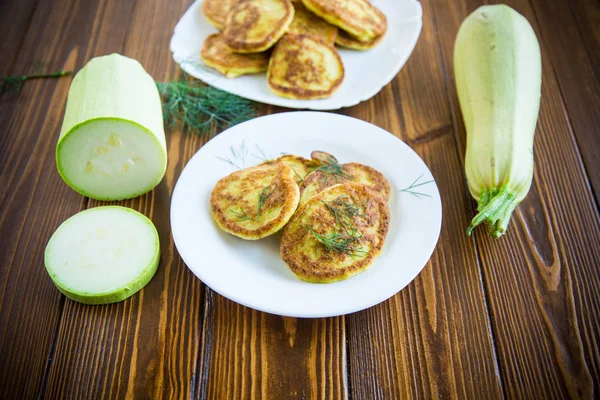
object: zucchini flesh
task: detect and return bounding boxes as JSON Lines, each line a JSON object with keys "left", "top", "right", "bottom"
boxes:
{"left": 44, "top": 206, "right": 160, "bottom": 305}
{"left": 454, "top": 5, "right": 541, "bottom": 237}
{"left": 57, "top": 54, "right": 167, "bottom": 201}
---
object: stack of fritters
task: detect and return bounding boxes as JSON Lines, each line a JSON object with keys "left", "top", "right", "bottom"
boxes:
{"left": 201, "top": 0, "right": 388, "bottom": 100}
{"left": 210, "top": 150, "right": 391, "bottom": 283}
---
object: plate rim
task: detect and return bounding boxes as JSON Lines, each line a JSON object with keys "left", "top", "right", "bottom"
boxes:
{"left": 169, "top": 0, "right": 423, "bottom": 111}
{"left": 170, "top": 111, "right": 442, "bottom": 318}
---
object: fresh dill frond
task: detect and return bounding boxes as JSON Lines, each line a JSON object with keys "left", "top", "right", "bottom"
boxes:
{"left": 305, "top": 226, "right": 366, "bottom": 258}
{"left": 1, "top": 70, "right": 72, "bottom": 93}
{"left": 399, "top": 174, "right": 434, "bottom": 199}
{"left": 256, "top": 184, "right": 273, "bottom": 219}
{"left": 291, "top": 168, "right": 305, "bottom": 183}
{"left": 229, "top": 208, "right": 256, "bottom": 222}
{"left": 156, "top": 78, "right": 257, "bottom": 137}
{"left": 314, "top": 162, "right": 351, "bottom": 181}
{"left": 252, "top": 144, "right": 273, "bottom": 164}
{"left": 229, "top": 184, "right": 272, "bottom": 222}
{"left": 216, "top": 141, "right": 249, "bottom": 169}
{"left": 322, "top": 196, "right": 364, "bottom": 236}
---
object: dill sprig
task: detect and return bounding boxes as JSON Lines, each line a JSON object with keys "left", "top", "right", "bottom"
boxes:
{"left": 229, "top": 184, "right": 273, "bottom": 222}
{"left": 322, "top": 196, "right": 364, "bottom": 236}
{"left": 1, "top": 70, "right": 72, "bottom": 93}
{"left": 307, "top": 196, "right": 367, "bottom": 258}
{"left": 399, "top": 174, "right": 434, "bottom": 199}
{"left": 229, "top": 208, "right": 255, "bottom": 222}
{"left": 252, "top": 144, "right": 273, "bottom": 163}
{"left": 156, "top": 78, "right": 257, "bottom": 137}
{"left": 306, "top": 226, "right": 366, "bottom": 258}
{"left": 315, "top": 162, "right": 351, "bottom": 181}
{"left": 256, "top": 184, "right": 273, "bottom": 219}
{"left": 216, "top": 141, "right": 249, "bottom": 169}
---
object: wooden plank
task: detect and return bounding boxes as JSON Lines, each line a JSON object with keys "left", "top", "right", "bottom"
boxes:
{"left": 529, "top": 0, "right": 600, "bottom": 200}
{"left": 198, "top": 293, "right": 346, "bottom": 399}
{"left": 0, "top": 0, "right": 38, "bottom": 75}
{"left": 432, "top": 0, "right": 600, "bottom": 397}
{"left": 342, "top": 1, "right": 503, "bottom": 397}
{"left": 42, "top": 0, "right": 206, "bottom": 398}
{"left": 0, "top": 0, "right": 139, "bottom": 397}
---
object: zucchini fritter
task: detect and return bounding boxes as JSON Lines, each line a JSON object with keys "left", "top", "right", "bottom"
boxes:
{"left": 201, "top": 34, "right": 270, "bottom": 78}
{"left": 223, "top": 0, "right": 294, "bottom": 53}
{"left": 288, "top": 1, "right": 338, "bottom": 45}
{"left": 281, "top": 183, "right": 390, "bottom": 283}
{"left": 267, "top": 34, "right": 344, "bottom": 100}
{"left": 211, "top": 163, "right": 300, "bottom": 240}
{"left": 335, "top": 28, "right": 385, "bottom": 50}
{"left": 302, "top": 0, "right": 386, "bottom": 42}
{"left": 299, "top": 161, "right": 391, "bottom": 204}
{"left": 203, "top": 0, "right": 240, "bottom": 29}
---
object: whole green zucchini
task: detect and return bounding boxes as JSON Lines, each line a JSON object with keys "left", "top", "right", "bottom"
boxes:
{"left": 454, "top": 5, "right": 542, "bottom": 238}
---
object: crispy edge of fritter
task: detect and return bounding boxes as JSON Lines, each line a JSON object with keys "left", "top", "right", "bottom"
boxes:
{"left": 280, "top": 182, "right": 390, "bottom": 283}
{"left": 201, "top": 34, "right": 269, "bottom": 78}
{"left": 267, "top": 34, "right": 345, "bottom": 100}
{"left": 203, "top": 0, "right": 235, "bottom": 29}
{"left": 335, "top": 28, "right": 385, "bottom": 50}
{"left": 301, "top": 0, "right": 386, "bottom": 41}
{"left": 288, "top": 0, "right": 338, "bottom": 45}
{"left": 223, "top": 0, "right": 295, "bottom": 53}
{"left": 298, "top": 162, "right": 391, "bottom": 204}
{"left": 210, "top": 163, "right": 300, "bottom": 240}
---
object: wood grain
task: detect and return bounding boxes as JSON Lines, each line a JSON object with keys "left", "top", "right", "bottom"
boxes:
{"left": 41, "top": 0, "right": 206, "bottom": 398}
{"left": 0, "top": 0, "right": 38, "bottom": 76}
{"left": 0, "top": 0, "right": 125, "bottom": 396}
{"left": 0, "top": 0, "right": 599, "bottom": 398}
{"left": 198, "top": 293, "right": 346, "bottom": 399}
{"left": 529, "top": 0, "right": 600, "bottom": 200}
{"left": 432, "top": 0, "right": 600, "bottom": 397}
{"left": 342, "top": 1, "right": 503, "bottom": 397}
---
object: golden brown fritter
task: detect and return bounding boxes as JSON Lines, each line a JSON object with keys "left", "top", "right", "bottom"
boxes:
{"left": 288, "top": 1, "right": 338, "bottom": 45}
{"left": 335, "top": 27, "right": 385, "bottom": 50}
{"left": 203, "top": 0, "right": 240, "bottom": 29}
{"left": 281, "top": 182, "right": 390, "bottom": 283}
{"left": 201, "top": 33, "right": 269, "bottom": 78}
{"left": 262, "top": 155, "right": 319, "bottom": 184}
{"left": 299, "top": 161, "right": 391, "bottom": 204}
{"left": 223, "top": 0, "right": 294, "bottom": 53}
{"left": 211, "top": 163, "right": 300, "bottom": 240}
{"left": 267, "top": 34, "right": 344, "bottom": 100}
{"left": 302, "top": 0, "right": 386, "bottom": 42}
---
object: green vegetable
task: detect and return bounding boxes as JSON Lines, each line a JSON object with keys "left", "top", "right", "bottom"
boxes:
{"left": 44, "top": 206, "right": 160, "bottom": 305}
{"left": 454, "top": 5, "right": 542, "bottom": 238}
{"left": 57, "top": 54, "right": 167, "bottom": 201}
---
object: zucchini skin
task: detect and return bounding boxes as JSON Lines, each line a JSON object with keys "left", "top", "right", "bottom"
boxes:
{"left": 454, "top": 5, "right": 541, "bottom": 237}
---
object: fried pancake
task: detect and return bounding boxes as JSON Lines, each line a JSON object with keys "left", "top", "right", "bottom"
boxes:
{"left": 268, "top": 34, "right": 344, "bottom": 100}
{"left": 203, "top": 0, "right": 239, "bottom": 29}
{"left": 223, "top": 0, "right": 294, "bottom": 53}
{"left": 335, "top": 28, "right": 385, "bottom": 50}
{"left": 211, "top": 163, "right": 300, "bottom": 240}
{"left": 201, "top": 34, "right": 269, "bottom": 78}
{"left": 299, "top": 162, "right": 390, "bottom": 204}
{"left": 288, "top": 1, "right": 338, "bottom": 45}
{"left": 302, "top": 0, "right": 386, "bottom": 42}
{"left": 281, "top": 182, "right": 390, "bottom": 283}
{"left": 269, "top": 155, "right": 318, "bottom": 183}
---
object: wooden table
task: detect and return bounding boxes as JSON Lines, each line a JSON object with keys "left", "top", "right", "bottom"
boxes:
{"left": 1, "top": 0, "right": 599, "bottom": 398}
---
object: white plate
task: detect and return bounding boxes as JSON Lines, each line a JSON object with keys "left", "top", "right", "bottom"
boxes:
{"left": 171, "top": 112, "right": 442, "bottom": 318}
{"left": 170, "top": 0, "right": 423, "bottom": 110}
